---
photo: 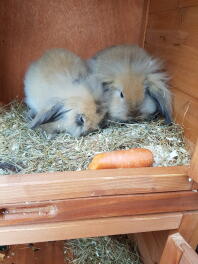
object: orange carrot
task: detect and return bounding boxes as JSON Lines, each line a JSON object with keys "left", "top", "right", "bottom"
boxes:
{"left": 88, "top": 148, "right": 154, "bottom": 170}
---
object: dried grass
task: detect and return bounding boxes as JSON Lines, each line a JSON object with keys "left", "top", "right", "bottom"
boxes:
{"left": 64, "top": 236, "right": 142, "bottom": 264}
{"left": 0, "top": 101, "right": 190, "bottom": 175}
{"left": 0, "top": 101, "right": 191, "bottom": 264}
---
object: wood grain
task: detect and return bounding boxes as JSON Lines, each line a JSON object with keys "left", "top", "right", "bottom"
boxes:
{"left": 180, "top": 243, "right": 198, "bottom": 264}
{"left": 160, "top": 233, "right": 198, "bottom": 264}
{"left": 178, "top": 211, "right": 198, "bottom": 249}
{"left": 188, "top": 140, "right": 198, "bottom": 183}
{"left": 0, "top": 213, "right": 182, "bottom": 245}
{"left": 160, "top": 233, "right": 184, "bottom": 264}
{"left": 0, "top": 166, "right": 190, "bottom": 204}
{"left": 145, "top": 4, "right": 198, "bottom": 145}
{"left": 173, "top": 89, "right": 198, "bottom": 145}
{"left": 146, "top": 7, "right": 198, "bottom": 100}
{"left": 150, "top": 0, "right": 178, "bottom": 13}
{"left": 0, "top": 191, "right": 197, "bottom": 226}
{"left": 0, "top": 0, "right": 145, "bottom": 103}
{"left": 179, "top": 0, "right": 198, "bottom": 7}
{"left": 2, "top": 242, "right": 65, "bottom": 264}
{"left": 134, "top": 231, "right": 169, "bottom": 264}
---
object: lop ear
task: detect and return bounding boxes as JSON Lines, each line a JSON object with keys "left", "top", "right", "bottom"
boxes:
{"left": 145, "top": 72, "right": 172, "bottom": 124}
{"left": 30, "top": 103, "right": 70, "bottom": 129}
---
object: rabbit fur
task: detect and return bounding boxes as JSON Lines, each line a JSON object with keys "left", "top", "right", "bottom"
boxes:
{"left": 88, "top": 45, "right": 172, "bottom": 124}
{"left": 24, "top": 48, "right": 106, "bottom": 137}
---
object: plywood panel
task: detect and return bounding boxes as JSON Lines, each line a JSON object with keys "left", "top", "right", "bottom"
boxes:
{"left": 173, "top": 89, "right": 198, "bottom": 145}
{"left": 0, "top": 166, "right": 190, "bottom": 204}
{"left": 0, "top": 0, "right": 145, "bottom": 103}
{"left": 150, "top": 0, "right": 178, "bottom": 13}
{"left": 145, "top": 5, "right": 198, "bottom": 145}
{"left": 0, "top": 213, "right": 182, "bottom": 245}
{"left": 145, "top": 7, "right": 198, "bottom": 100}
{"left": 179, "top": 0, "right": 198, "bottom": 7}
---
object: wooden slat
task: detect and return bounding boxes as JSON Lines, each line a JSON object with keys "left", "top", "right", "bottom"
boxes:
{"left": 179, "top": 0, "right": 198, "bottom": 7}
{"left": 0, "top": 0, "right": 145, "bottom": 103}
{"left": 180, "top": 243, "right": 198, "bottom": 264}
{"left": 178, "top": 212, "right": 198, "bottom": 249}
{"left": 0, "top": 213, "right": 183, "bottom": 245}
{"left": 160, "top": 233, "right": 198, "bottom": 264}
{"left": 0, "top": 191, "right": 197, "bottom": 226}
{"left": 2, "top": 241, "right": 65, "bottom": 264}
{"left": 0, "top": 166, "right": 190, "bottom": 204}
{"left": 134, "top": 231, "right": 169, "bottom": 264}
{"left": 188, "top": 140, "right": 198, "bottom": 183}
{"left": 160, "top": 233, "right": 184, "bottom": 264}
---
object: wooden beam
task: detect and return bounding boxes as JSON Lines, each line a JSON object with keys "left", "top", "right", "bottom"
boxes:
{"left": 160, "top": 233, "right": 183, "bottom": 264}
{"left": 0, "top": 166, "right": 190, "bottom": 204}
{"left": 178, "top": 211, "right": 198, "bottom": 249}
{"left": 180, "top": 243, "right": 198, "bottom": 264}
{"left": 134, "top": 231, "right": 169, "bottom": 264}
{"left": 160, "top": 233, "right": 198, "bottom": 264}
{"left": 0, "top": 191, "right": 197, "bottom": 226}
{"left": 0, "top": 213, "right": 182, "bottom": 245}
{"left": 188, "top": 140, "right": 198, "bottom": 183}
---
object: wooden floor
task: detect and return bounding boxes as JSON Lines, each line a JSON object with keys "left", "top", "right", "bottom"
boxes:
{"left": 0, "top": 241, "right": 67, "bottom": 264}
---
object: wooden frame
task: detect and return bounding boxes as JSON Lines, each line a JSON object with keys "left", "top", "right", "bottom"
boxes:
{"left": 0, "top": 160, "right": 197, "bottom": 245}
{"left": 0, "top": 0, "right": 198, "bottom": 263}
{"left": 160, "top": 233, "right": 198, "bottom": 264}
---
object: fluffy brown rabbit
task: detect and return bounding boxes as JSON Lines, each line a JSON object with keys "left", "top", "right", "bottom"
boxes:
{"left": 88, "top": 45, "right": 172, "bottom": 124}
{"left": 24, "top": 48, "right": 106, "bottom": 137}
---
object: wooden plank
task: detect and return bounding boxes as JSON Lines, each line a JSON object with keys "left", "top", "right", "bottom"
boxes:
{"left": 134, "top": 231, "right": 169, "bottom": 264}
{"left": 0, "top": 191, "right": 197, "bottom": 226}
{"left": 180, "top": 243, "right": 198, "bottom": 264}
{"left": 0, "top": 166, "right": 190, "bottom": 204}
{"left": 149, "top": 0, "right": 178, "bottom": 13}
{"left": 188, "top": 140, "right": 198, "bottom": 183}
{"left": 0, "top": 213, "right": 182, "bottom": 245}
{"left": 145, "top": 5, "right": 198, "bottom": 145}
{"left": 160, "top": 233, "right": 184, "bottom": 264}
{"left": 172, "top": 89, "right": 198, "bottom": 146}
{"left": 179, "top": 0, "right": 198, "bottom": 7}
{"left": 160, "top": 233, "right": 198, "bottom": 264}
{"left": 0, "top": 0, "right": 145, "bottom": 103}
{"left": 2, "top": 241, "right": 65, "bottom": 264}
{"left": 178, "top": 212, "right": 198, "bottom": 249}
{"left": 146, "top": 7, "right": 198, "bottom": 100}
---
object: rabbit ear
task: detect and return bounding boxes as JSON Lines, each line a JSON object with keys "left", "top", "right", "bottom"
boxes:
{"left": 30, "top": 103, "right": 70, "bottom": 129}
{"left": 145, "top": 72, "right": 172, "bottom": 124}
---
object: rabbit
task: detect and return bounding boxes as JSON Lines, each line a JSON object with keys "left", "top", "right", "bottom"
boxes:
{"left": 88, "top": 44, "right": 172, "bottom": 124}
{"left": 24, "top": 48, "right": 106, "bottom": 137}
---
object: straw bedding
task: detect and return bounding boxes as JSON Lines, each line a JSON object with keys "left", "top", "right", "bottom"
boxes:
{"left": 0, "top": 101, "right": 191, "bottom": 264}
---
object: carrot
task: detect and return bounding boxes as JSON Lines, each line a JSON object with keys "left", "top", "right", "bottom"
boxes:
{"left": 88, "top": 148, "right": 154, "bottom": 170}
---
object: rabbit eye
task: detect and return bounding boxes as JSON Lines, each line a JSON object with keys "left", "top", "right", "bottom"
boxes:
{"left": 120, "top": 92, "right": 124, "bottom": 98}
{"left": 76, "top": 114, "right": 85, "bottom": 126}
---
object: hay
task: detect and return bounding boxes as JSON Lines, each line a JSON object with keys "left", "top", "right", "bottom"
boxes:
{"left": 64, "top": 236, "right": 141, "bottom": 264}
{"left": 0, "top": 101, "right": 191, "bottom": 264}
{"left": 0, "top": 101, "right": 190, "bottom": 175}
